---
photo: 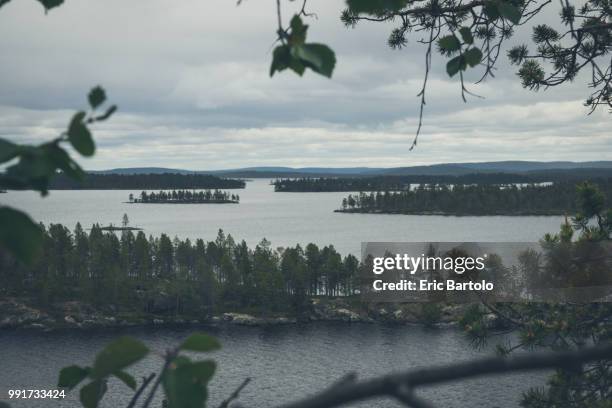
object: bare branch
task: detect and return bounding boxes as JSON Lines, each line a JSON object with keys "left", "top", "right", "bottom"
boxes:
{"left": 394, "top": 385, "right": 437, "bottom": 408}
{"left": 141, "top": 348, "right": 179, "bottom": 408}
{"left": 275, "top": 342, "right": 612, "bottom": 408}
{"left": 217, "top": 378, "right": 252, "bottom": 408}
{"left": 411, "top": 24, "right": 436, "bottom": 151}
{"left": 127, "top": 373, "right": 156, "bottom": 408}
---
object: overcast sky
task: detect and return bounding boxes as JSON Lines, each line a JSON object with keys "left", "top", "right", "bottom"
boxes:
{"left": 0, "top": 0, "right": 610, "bottom": 170}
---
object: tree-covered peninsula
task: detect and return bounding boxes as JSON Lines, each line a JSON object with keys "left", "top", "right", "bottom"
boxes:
{"left": 273, "top": 170, "right": 612, "bottom": 192}
{"left": 46, "top": 173, "right": 245, "bottom": 190}
{"left": 130, "top": 190, "right": 240, "bottom": 204}
{"left": 336, "top": 180, "right": 612, "bottom": 216}
{"left": 0, "top": 224, "right": 359, "bottom": 318}
{"left": 274, "top": 174, "right": 531, "bottom": 192}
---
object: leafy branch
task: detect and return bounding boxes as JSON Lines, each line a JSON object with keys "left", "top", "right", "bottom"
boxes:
{"left": 0, "top": 0, "right": 64, "bottom": 13}
{"left": 343, "top": 0, "right": 530, "bottom": 148}
{"left": 269, "top": 2, "right": 336, "bottom": 79}
{"left": 267, "top": 0, "right": 610, "bottom": 147}
{"left": 52, "top": 334, "right": 612, "bottom": 408}
{"left": 57, "top": 334, "right": 224, "bottom": 408}
{"left": 0, "top": 87, "right": 116, "bottom": 263}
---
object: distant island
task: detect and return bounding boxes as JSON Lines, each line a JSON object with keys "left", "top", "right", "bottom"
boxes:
{"left": 46, "top": 173, "right": 245, "bottom": 190}
{"left": 335, "top": 180, "right": 612, "bottom": 216}
{"left": 274, "top": 170, "right": 612, "bottom": 192}
{"left": 99, "top": 226, "right": 143, "bottom": 231}
{"left": 129, "top": 189, "right": 240, "bottom": 204}
{"left": 273, "top": 174, "right": 539, "bottom": 192}
{"left": 97, "top": 214, "right": 143, "bottom": 231}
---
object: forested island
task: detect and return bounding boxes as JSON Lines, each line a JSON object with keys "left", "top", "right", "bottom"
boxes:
{"left": 130, "top": 190, "right": 240, "bottom": 204}
{"left": 272, "top": 169, "right": 612, "bottom": 192}
{"left": 1, "top": 223, "right": 360, "bottom": 320}
{"left": 45, "top": 173, "right": 245, "bottom": 190}
{"left": 336, "top": 180, "right": 612, "bottom": 216}
{"left": 274, "top": 174, "right": 532, "bottom": 192}
{"left": 98, "top": 214, "right": 143, "bottom": 232}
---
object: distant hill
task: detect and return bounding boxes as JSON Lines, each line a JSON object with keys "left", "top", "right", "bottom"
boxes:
{"left": 218, "top": 166, "right": 378, "bottom": 174}
{"left": 465, "top": 160, "right": 612, "bottom": 172}
{"left": 381, "top": 161, "right": 612, "bottom": 176}
{"left": 92, "top": 167, "right": 198, "bottom": 175}
{"left": 93, "top": 161, "right": 612, "bottom": 178}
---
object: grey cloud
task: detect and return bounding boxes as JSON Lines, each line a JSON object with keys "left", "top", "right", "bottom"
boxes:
{"left": 0, "top": 0, "right": 609, "bottom": 169}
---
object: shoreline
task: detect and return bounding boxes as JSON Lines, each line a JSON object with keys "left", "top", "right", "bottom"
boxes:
{"left": 0, "top": 298, "right": 469, "bottom": 332}
{"left": 334, "top": 209, "right": 566, "bottom": 216}
{"left": 127, "top": 201, "right": 239, "bottom": 204}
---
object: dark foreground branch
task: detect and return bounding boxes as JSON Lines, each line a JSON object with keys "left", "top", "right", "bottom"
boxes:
{"left": 217, "top": 378, "right": 251, "bottom": 408}
{"left": 276, "top": 342, "right": 612, "bottom": 408}
{"left": 126, "top": 373, "right": 155, "bottom": 408}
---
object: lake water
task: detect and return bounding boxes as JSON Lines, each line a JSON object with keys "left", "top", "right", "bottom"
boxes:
{"left": 1, "top": 179, "right": 559, "bottom": 407}
{"left": 1, "top": 179, "right": 564, "bottom": 256}
{"left": 0, "top": 323, "right": 547, "bottom": 408}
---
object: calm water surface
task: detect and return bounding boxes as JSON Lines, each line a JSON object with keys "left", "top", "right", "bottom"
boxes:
{"left": 0, "top": 323, "right": 546, "bottom": 408}
{"left": 1, "top": 179, "right": 564, "bottom": 256}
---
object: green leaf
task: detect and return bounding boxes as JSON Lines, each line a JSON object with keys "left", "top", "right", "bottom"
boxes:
{"left": 36, "top": 0, "right": 64, "bottom": 12}
{"left": 0, "top": 138, "right": 20, "bottom": 163}
{"left": 289, "top": 57, "right": 306, "bottom": 76}
{"left": 271, "top": 43, "right": 336, "bottom": 78}
{"left": 163, "top": 357, "right": 216, "bottom": 408}
{"left": 270, "top": 45, "right": 292, "bottom": 77}
{"left": 88, "top": 87, "right": 106, "bottom": 110}
{"left": 347, "top": 0, "right": 409, "bottom": 14}
{"left": 79, "top": 380, "right": 107, "bottom": 408}
{"left": 44, "top": 144, "right": 85, "bottom": 180}
{"left": 4, "top": 153, "right": 53, "bottom": 195}
{"left": 7, "top": 149, "right": 53, "bottom": 179}
{"left": 459, "top": 27, "right": 473, "bottom": 44}
{"left": 91, "top": 337, "right": 149, "bottom": 379}
{"left": 1, "top": 148, "right": 52, "bottom": 191}
{"left": 294, "top": 43, "right": 336, "bottom": 78}
{"left": 497, "top": 1, "right": 521, "bottom": 24}
{"left": 58, "top": 365, "right": 90, "bottom": 390}
{"left": 187, "top": 361, "right": 216, "bottom": 383}
{"left": 94, "top": 105, "right": 117, "bottom": 121}
{"left": 0, "top": 206, "right": 43, "bottom": 263}
{"left": 67, "top": 111, "right": 95, "bottom": 157}
{"left": 438, "top": 35, "right": 461, "bottom": 52}
{"left": 446, "top": 55, "right": 467, "bottom": 77}
{"left": 180, "top": 333, "right": 221, "bottom": 352}
{"left": 464, "top": 47, "right": 483, "bottom": 67}
{"left": 289, "top": 15, "right": 308, "bottom": 45}
{"left": 113, "top": 371, "right": 137, "bottom": 390}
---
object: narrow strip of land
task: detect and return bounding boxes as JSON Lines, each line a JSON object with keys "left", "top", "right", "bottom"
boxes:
{"left": 128, "top": 189, "right": 240, "bottom": 204}
{"left": 335, "top": 180, "right": 611, "bottom": 216}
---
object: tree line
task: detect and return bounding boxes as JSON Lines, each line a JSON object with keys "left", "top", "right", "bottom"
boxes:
{"left": 43, "top": 173, "right": 245, "bottom": 190}
{"left": 0, "top": 225, "right": 360, "bottom": 317}
{"left": 337, "top": 180, "right": 612, "bottom": 216}
{"left": 273, "top": 170, "right": 612, "bottom": 192}
{"left": 131, "top": 190, "right": 240, "bottom": 204}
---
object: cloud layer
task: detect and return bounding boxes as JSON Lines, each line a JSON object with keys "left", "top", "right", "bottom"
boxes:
{"left": 0, "top": 0, "right": 609, "bottom": 169}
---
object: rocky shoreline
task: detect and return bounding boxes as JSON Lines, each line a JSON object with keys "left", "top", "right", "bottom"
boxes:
{"left": 0, "top": 297, "right": 469, "bottom": 331}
